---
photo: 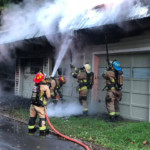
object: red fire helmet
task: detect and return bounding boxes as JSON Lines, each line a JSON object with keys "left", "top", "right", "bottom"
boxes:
{"left": 59, "top": 76, "right": 66, "bottom": 84}
{"left": 34, "top": 72, "right": 45, "bottom": 83}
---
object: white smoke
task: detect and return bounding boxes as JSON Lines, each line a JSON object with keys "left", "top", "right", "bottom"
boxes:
{"left": 0, "top": 44, "right": 16, "bottom": 65}
{"left": 47, "top": 101, "right": 83, "bottom": 117}
{"left": 0, "top": 0, "right": 149, "bottom": 71}
{"left": 0, "top": 0, "right": 149, "bottom": 45}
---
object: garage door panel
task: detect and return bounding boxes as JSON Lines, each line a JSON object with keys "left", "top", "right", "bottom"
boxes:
{"left": 110, "top": 55, "right": 132, "bottom": 67}
{"left": 132, "top": 106, "right": 148, "bottom": 121}
{"left": 99, "top": 80, "right": 131, "bottom": 91}
{"left": 132, "top": 94, "right": 149, "bottom": 107}
{"left": 122, "top": 80, "right": 131, "bottom": 91}
{"left": 133, "top": 68, "right": 150, "bottom": 79}
{"left": 132, "top": 54, "right": 150, "bottom": 67}
{"left": 120, "top": 105, "right": 130, "bottom": 119}
{"left": 98, "top": 90, "right": 106, "bottom": 102}
{"left": 122, "top": 92, "right": 130, "bottom": 104}
{"left": 99, "top": 101, "right": 107, "bottom": 113}
{"left": 99, "top": 55, "right": 132, "bottom": 67}
{"left": 133, "top": 80, "right": 149, "bottom": 93}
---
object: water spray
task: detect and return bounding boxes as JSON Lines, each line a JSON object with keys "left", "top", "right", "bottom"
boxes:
{"left": 51, "top": 34, "right": 72, "bottom": 77}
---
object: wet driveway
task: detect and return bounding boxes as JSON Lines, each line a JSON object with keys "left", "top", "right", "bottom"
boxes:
{"left": 0, "top": 114, "right": 85, "bottom": 150}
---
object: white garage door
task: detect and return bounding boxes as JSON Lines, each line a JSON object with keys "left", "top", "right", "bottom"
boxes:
{"left": 98, "top": 52, "right": 150, "bottom": 121}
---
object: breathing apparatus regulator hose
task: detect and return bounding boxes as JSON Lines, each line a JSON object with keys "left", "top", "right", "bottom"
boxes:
{"left": 46, "top": 114, "right": 90, "bottom": 150}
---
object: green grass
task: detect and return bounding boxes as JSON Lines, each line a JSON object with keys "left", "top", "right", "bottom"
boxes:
{"left": 10, "top": 108, "right": 150, "bottom": 150}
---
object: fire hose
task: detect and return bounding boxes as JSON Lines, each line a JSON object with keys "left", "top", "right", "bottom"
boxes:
{"left": 45, "top": 114, "right": 90, "bottom": 150}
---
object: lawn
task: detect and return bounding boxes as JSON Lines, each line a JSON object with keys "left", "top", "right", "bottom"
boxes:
{"left": 10, "top": 108, "right": 150, "bottom": 150}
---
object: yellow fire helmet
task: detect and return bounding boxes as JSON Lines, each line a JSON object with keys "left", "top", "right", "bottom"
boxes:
{"left": 84, "top": 63, "right": 91, "bottom": 73}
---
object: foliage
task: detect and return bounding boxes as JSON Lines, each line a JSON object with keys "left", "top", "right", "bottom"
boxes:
{"left": 0, "top": 0, "right": 22, "bottom": 19}
{"left": 10, "top": 108, "right": 150, "bottom": 150}
{"left": 0, "top": 0, "right": 22, "bottom": 6}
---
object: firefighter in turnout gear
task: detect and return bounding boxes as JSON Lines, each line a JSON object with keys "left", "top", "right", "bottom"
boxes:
{"left": 28, "top": 72, "right": 51, "bottom": 136}
{"left": 102, "top": 60, "right": 123, "bottom": 122}
{"left": 49, "top": 76, "right": 66, "bottom": 103}
{"left": 71, "top": 63, "right": 94, "bottom": 116}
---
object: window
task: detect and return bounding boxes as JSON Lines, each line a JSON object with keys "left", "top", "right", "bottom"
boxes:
{"left": 22, "top": 58, "right": 43, "bottom": 74}
{"left": 133, "top": 68, "right": 150, "bottom": 79}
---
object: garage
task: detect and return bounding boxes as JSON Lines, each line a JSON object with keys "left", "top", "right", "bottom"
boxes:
{"left": 96, "top": 52, "right": 150, "bottom": 121}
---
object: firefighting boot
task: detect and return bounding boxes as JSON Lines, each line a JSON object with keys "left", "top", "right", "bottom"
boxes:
{"left": 82, "top": 110, "right": 88, "bottom": 117}
{"left": 28, "top": 127, "right": 37, "bottom": 135}
{"left": 28, "top": 117, "right": 37, "bottom": 135}
{"left": 106, "top": 116, "right": 116, "bottom": 122}
{"left": 39, "top": 129, "right": 50, "bottom": 136}
{"left": 115, "top": 115, "right": 123, "bottom": 121}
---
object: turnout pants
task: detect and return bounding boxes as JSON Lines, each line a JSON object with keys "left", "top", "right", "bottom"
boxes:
{"left": 28, "top": 104, "right": 47, "bottom": 132}
{"left": 79, "top": 89, "right": 88, "bottom": 114}
{"left": 105, "top": 90, "right": 122, "bottom": 117}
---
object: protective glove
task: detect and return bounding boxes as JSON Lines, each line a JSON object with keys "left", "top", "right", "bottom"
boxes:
{"left": 72, "top": 72, "right": 77, "bottom": 78}
{"left": 43, "top": 101, "right": 47, "bottom": 106}
{"left": 51, "top": 92, "right": 55, "bottom": 99}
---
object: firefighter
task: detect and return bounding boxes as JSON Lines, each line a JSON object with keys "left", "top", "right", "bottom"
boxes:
{"left": 50, "top": 76, "right": 66, "bottom": 103}
{"left": 102, "top": 60, "right": 123, "bottom": 122}
{"left": 28, "top": 72, "right": 51, "bottom": 136}
{"left": 71, "top": 63, "right": 94, "bottom": 116}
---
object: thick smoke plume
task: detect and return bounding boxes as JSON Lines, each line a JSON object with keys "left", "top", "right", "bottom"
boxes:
{"left": 0, "top": 0, "right": 149, "bottom": 70}
{"left": 0, "top": 0, "right": 149, "bottom": 45}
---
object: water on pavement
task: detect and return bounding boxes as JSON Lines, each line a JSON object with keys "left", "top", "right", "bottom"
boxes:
{"left": 0, "top": 114, "right": 84, "bottom": 150}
